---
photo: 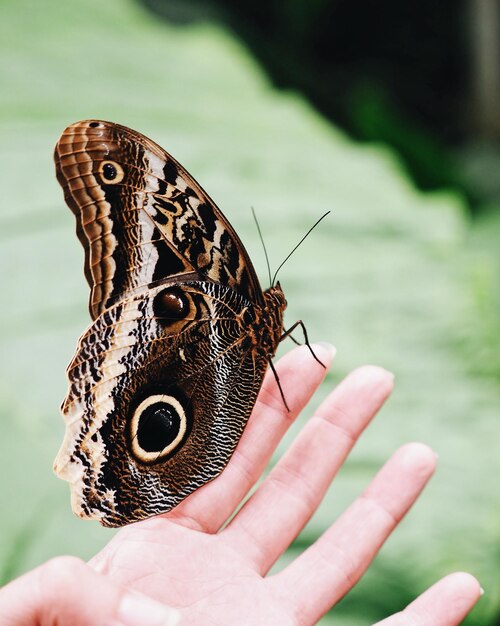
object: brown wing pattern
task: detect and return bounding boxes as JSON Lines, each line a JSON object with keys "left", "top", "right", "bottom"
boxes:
{"left": 54, "top": 281, "right": 274, "bottom": 527}
{"left": 55, "top": 120, "right": 263, "bottom": 320}
{"left": 53, "top": 120, "right": 288, "bottom": 527}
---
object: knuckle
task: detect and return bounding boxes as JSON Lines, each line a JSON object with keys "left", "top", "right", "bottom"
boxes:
{"left": 40, "top": 556, "right": 86, "bottom": 588}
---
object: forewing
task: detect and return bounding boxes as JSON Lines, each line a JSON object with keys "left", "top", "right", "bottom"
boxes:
{"left": 54, "top": 120, "right": 263, "bottom": 320}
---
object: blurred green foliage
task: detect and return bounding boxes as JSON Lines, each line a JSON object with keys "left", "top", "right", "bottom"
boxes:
{"left": 143, "top": 0, "right": 472, "bottom": 202}
{"left": 0, "top": 0, "right": 498, "bottom": 624}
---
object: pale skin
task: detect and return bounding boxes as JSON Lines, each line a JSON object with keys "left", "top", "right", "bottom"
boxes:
{"left": 0, "top": 345, "right": 482, "bottom": 625}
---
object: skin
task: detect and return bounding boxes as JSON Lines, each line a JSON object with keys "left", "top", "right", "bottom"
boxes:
{"left": 0, "top": 345, "right": 482, "bottom": 625}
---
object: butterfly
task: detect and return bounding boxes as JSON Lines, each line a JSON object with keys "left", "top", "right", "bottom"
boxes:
{"left": 52, "top": 120, "right": 296, "bottom": 527}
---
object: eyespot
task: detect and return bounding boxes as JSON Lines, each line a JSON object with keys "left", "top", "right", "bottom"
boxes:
{"left": 129, "top": 394, "right": 190, "bottom": 463}
{"left": 88, "top": 121, "right": 101, "bottom": 128}
{"left": 153, "top": 288, "right": 190, "bottom": 325}
{"left": 241, "top": 307, "right": 254, "bottom": 325}
{"left": 98, "top": 160, "right": 124, "bottom": 184}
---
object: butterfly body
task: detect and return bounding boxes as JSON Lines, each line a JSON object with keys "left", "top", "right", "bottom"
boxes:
{"left": 53, "top": 121, "right": 286, "bottom": 527}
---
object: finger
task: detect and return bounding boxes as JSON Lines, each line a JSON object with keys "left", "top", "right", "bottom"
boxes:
{"left": 0, "top": 556, "right": 179, "bottom": 626}
{"left": 373, "top": 572, "right": 482, "bottom": 626}
{"left": 222, "top": 365, "right": 394, "bottom": 571}
{"left": 166, "top": 343, "right": 333, "bottom": 533}
{"left": 272, "top": 443, "right": 437, "bottom": 624}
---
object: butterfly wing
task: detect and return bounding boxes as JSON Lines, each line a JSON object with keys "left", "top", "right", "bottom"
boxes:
{"left": 53, "top": 121, "right": 286, "bottom": 526}
{"left": 55, "top": 120, "right": 264, "bottom": 320}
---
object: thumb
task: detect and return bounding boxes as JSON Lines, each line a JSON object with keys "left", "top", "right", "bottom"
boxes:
{"left": 0, "top": 556, "right": 180, "bottom": 626}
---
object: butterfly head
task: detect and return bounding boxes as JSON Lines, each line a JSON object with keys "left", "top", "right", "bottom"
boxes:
{"left": 263, "top": 282, "right": 287, "bottom": 312}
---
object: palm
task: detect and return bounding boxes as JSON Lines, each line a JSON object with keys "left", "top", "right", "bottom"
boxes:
{"left": 95, "top": 519, "right": 292, "bottom": 624}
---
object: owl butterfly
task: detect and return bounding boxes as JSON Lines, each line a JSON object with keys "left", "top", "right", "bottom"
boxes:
{"left": 53, "top": 120, "right": 314, "bottom": 528}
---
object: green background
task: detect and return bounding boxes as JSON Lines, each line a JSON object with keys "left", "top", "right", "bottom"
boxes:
{"left": 0, "top": 0, "right": 498, "bottom": 623}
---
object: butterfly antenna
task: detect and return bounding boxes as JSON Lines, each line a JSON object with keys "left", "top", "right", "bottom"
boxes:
{"left": 251, "top": 206, "right": 273, "bottom": 287}
{"left": 271, "top": 211, "right": 330, "bottom": 286}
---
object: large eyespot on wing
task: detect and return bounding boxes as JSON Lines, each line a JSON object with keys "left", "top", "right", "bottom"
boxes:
{"left": 54, "top": 119, "right": 264, "bottom": 320}
{"left": 129, "top": 393, "right": 192, "bottom": 464}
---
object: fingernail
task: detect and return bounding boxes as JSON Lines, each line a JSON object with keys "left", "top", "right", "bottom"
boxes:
{"left": 480, "top": 587, "right": 485, "bottom": 596}
{"left": 385, "top": 369, "right": 395, "bottom": 382}
{"left": 118, "top": 592, "right": 180, "bottom": 626}
{"left": 361, "top": 366, "right": 394, "bottom": 383}
{"left": 315, "top": 342, "right": 337, "bottom": 357}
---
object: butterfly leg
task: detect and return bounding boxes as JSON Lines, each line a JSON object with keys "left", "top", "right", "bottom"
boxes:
{"left": 280, "top": 320, "right": 326, "bottom": 368}
{"left": 268, "top": 358, "right": 291, "bottom": 412}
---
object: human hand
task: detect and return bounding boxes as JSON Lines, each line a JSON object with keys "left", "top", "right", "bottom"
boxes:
{"left": 0, "top": 345, "right": 481, "bottom": 625}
